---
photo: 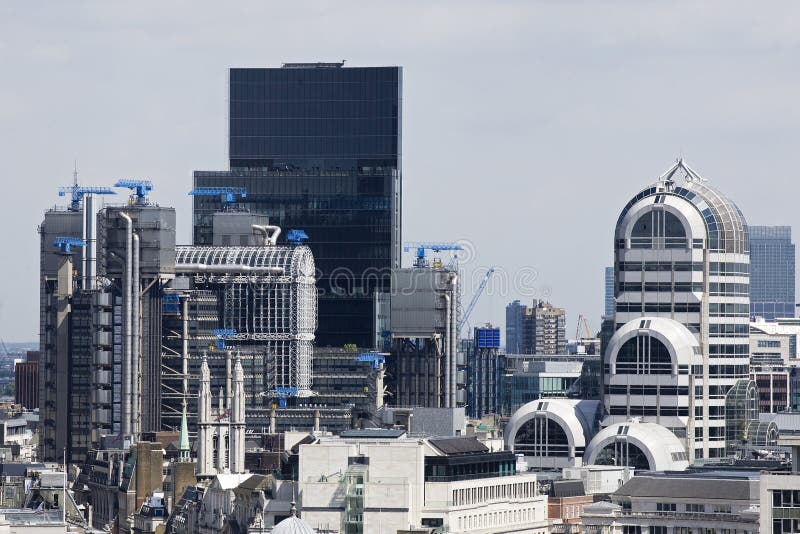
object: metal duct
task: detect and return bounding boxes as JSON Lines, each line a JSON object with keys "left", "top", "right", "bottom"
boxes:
{"left": 132, "top": 232, "right": 140, "bottom": 440}
{"left": 251, "top": 224, "right": 282, "bottom": 246}
{"left": 119, "top": 212, "right": 133, "bottom": 437}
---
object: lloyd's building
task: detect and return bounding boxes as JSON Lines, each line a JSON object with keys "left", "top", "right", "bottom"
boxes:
{"left": 605, "top": 159, "right": 756, "bottom": 463}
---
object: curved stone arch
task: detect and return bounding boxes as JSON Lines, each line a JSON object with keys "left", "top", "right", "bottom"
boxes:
{"left": 606, "top": 317, "right": 698, "bottom": 375}
{"left": 619, "top": 198, "right": 707, "bottom": 247}
{"left": 584, "top": 422, "right": 689, "bottom": 471}
{"left": 504, "top": 399, "right": 590, "bottom": 460}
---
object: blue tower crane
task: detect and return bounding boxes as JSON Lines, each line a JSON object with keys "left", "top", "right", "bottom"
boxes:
{"left": 211, "top": 328, "right": 236, "bottom": 349}
{"left": 115, "top": 179, "right": 153, "bottom": 205}
{"left": 403, "top": 242, "right": 464, "bottom": 268}
{"left": 188, "top": 187, "right": 247, "bottom": 204}
{"left": 286, "top": 229, "right": 309, "bottom": 246}
{"left": 58, "top": 185, "right": 116, "bottom": 211}
{"left": 458, "top": 267, "right": 495, "bottom": 336}
{"left": 355, "top": 351, "right": 387, "bottom": 369}
{"left": 53, "top": 237, "right": 87, "bottom": 254}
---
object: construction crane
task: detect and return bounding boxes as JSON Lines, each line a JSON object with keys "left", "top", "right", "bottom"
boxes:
{"left": 115, "top": 179, "right": 153, "bottom": 205}
{"left": 211, "top": 329, "right": 236, "bottom": 349}
{"left": 458, "top": 267, "right": 495, "bottom": 336}
{"left": 58, "top": 185, "right": 116, "bottom": 211}
{"left": 355, "top": 351, "right": 387, "bottom": 369}
{"left": 188, "top": 187, "right": 247, "bottom": 204}
{"left": 286, "top": 229, "right": 309, "bottom": 246}
{"left": 53, "top": 237, "right": 86, "bottom": 254}
{"left": 576, "top": 314, "right": 592, "bottom": 339}
{"left": 403, "top": 242, "right": 463, "bottom": 268}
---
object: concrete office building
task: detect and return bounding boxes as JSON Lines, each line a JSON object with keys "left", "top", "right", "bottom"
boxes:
{"left": 298, "top": 433, "right": 549, "bottom": 533}
{"left": 760, "top": 434, "right": 800, "bottom": 533}
{"left": 750, "top": 317, "right": 800, "bottom": 367}
{"left": 193, "top": 63, "right": 402, "bottom": 348}
{"left": 609, "top": 159, "right": 751, "bottom": 462}
{"left": 521, "top": 300, "right": 567, "bottom": 355}
{"left": 388, "top": 267, "right": 462, "bottom": 408}
{"left": 583, "top": 470, "right": 761, "bottom": 534}
{"left": 749, "top": 225, "right": 795, "bottom": 320}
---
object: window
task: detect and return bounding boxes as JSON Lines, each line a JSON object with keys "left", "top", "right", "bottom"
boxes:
{"left": 685, "top": 503, "right": 704, "bottom": 513}
{"left": 657, "top": 503, "right": 676, "bottom": 512}
{"left": 615, "top": 335, "right": 672, "bottom": 374}
{"left": 630, "top": 210, "right": 687, "bottom": 249}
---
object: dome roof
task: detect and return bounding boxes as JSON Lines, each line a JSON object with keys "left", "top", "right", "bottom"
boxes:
{"left": 272, "top": 515, "right": 316, "bottom": 534}
{"left": 615, "top": 159, "right": 749, "bottom": 254}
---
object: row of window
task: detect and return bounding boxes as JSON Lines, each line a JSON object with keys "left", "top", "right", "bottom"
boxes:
{"left": 609, "top": 406, "right": 690, "bottom": 416}
{"left": 709, "top": 262, "right": 750, "bottom": 275}
{"left": 618, "top": 282, "right": 704, "bottom": 293}
{"left": 230, "top": 117, "right": 399, "bottom": 137}
{"left": 606, "top": 385, "right": 689, "bottom": 396}
{"left": 708, "top": 324, "right": 750, "bottom": 337}
{"left": 456, "top": 507, "right": 539, "bottom": 531}
{"left": 709, "top": 303, "right": 750, "bottom": 317}
{"left": 708, "top": 282, "right": 749, "bottom": 296}
{"left": 604, "top": 364, "right": 689, "bottom": 375}
{"left": 616, "top": 303, "right": 701, "bottom": 313}
{"left": 618, "top": 261, "right": 703, "bottom": 272}
{"left": 452, "top": 481, "right": 536, "bottom": 506}
{"left": 691, "top": 365, "right": 750, "bottom": 377}
{"left": 709, "top": 344, "right": 750, "bottom": 355}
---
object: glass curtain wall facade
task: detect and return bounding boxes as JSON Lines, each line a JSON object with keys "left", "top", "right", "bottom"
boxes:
{"left": 612, "top": 160, "right": 751, "bottom": 461}
{"left": 193, "top": 64, "right": 402, "bottom": 347}
{"left": 505, "top": 300, "right": 526, "bottom": 354}
{"left": 749, "top": 225, "right": 795, "bottom": 320}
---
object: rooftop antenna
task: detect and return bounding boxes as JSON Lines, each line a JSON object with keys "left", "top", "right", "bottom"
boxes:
{"left": 73, "top": 160, "right": 78, "bottom": 187}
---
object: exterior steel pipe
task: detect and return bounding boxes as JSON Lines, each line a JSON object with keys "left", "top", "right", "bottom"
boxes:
{"left": 182, "top": 297, "right": 189, "bottom": 410}
{"left": 443, "top": 294, "right": 451, "bottom": 408}
{"left": 174, "top": 264, "right": 284, "bottom": 274}
{"left": 449, "top": 273, "right": 458, "bottom": 408}
{"left": 251, "top": 224, "right": 282, "bottom": 246}
{"left": 132, "top": 232, "right": 140, "bottom": 440}
{"left": 119, "top": 212, "right": 133, "bottom": 438}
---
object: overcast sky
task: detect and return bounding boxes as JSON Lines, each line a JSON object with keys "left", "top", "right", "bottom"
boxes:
{"left": 1, "top": 1, "right": 799, "bottom": 343}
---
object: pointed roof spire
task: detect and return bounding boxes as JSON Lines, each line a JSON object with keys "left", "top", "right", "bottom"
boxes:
{"left": 201, "top": 351, "right": 210, "bottom": 383}
{"left": 179, "top": 403, "right": 190, "bottom": 462}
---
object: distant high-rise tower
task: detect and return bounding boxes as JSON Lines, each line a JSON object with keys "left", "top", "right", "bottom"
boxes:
{"left": 749, "top": 225, "right": 795, "bottom": 320}
{"left": 193, "top": 63, "right": 402, "bottom": 348}
{"left": 505, "top": 300, "right": 526, "bottom": 353}
{"left": 607, "top": 159, "right": 751, "bottom": 462}
{"left": 467, "top": 326, "right": 501, "bottom": 418}
{"left": 521, "top": 300, "right": 566, "bottom": 355}
{"left": 604, "top": 266, "right": 614, "bottom": 319}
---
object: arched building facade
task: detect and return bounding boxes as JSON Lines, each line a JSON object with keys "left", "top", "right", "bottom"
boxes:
{"left": 610, "top": 159, "right": 750, "bottom": 462}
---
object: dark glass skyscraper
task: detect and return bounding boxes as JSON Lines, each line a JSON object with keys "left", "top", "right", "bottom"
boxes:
{"left": 749, "top": 225, "right": 795, "bottom": 320}
{"left": 193, "top": 64, "right": 402, "bottom": 347}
